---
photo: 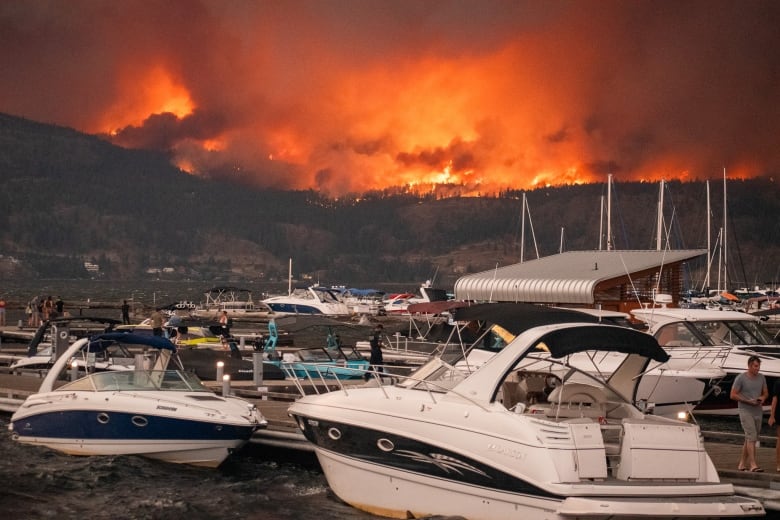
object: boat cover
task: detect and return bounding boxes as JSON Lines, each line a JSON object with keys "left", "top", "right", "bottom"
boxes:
{"left": 87, "top": 332, "right": 177, "bottom": 352}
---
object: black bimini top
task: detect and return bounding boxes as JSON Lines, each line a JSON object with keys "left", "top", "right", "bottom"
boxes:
{"left": 453, "top": 302, "right": 602, "bottom": 335}
{"left": 453, "top": 302, "right": 668, "bottom": 363}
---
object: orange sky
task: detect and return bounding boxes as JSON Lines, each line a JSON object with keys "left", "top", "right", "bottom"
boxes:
{"left": 1, "top": 0, "right": 778, "bottom": 195}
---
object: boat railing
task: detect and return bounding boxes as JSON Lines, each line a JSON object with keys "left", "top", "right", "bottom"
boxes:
{"left": 283, "top": 361, "right": 493, "bottom": 411}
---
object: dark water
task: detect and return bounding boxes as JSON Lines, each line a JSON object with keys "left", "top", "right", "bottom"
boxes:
{"left": 0, "top": 415, "right": 381, "bottom": 520}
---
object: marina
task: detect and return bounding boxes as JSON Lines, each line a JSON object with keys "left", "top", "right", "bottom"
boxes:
{"left": 3, "top": 319, "right": 780, "bottom": 517}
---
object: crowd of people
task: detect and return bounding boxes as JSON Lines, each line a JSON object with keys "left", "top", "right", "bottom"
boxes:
{"left": 24, "top": 295, "right": 65, "bottom": 327}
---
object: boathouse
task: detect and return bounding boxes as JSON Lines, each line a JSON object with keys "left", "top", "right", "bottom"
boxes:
{"left": 453, "top": 249, "right": 707, "bottom": 313}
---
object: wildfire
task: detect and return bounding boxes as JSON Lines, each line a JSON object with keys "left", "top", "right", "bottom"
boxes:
{"left": 94, "top": 66, "right": 194, "bottom": 135}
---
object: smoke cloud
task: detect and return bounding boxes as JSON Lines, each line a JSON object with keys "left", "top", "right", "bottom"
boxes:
{"left": 1, "top": 0, "right": 778, "bottom": 195}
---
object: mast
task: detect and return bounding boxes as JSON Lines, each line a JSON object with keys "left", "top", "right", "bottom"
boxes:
{"left": 559, "top": 227, "right": 565, "bottom": 254}
{"left": 520, "top": 192, "right": 526, "bottom": 263}
{"left": 288, "top": 258, "right": 292, "bottom": 295}
{"left": 598, "top": 195, "right": 604, "bottom": 250}
{"left": 656, "top": 179, "right": 664, "bottom": 250}
{"left": 606, "top": 174, "right": 613, "bottom": 251}
{"left": 722, "top": 168, "right": 728, "bottom": 292}
{"left": 704, "top": 180, "right": 711, "bottom": 290}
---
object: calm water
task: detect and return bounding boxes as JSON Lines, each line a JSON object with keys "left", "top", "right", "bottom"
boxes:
{"left": 0, "top": 415, "right": 384, "bottom": 520}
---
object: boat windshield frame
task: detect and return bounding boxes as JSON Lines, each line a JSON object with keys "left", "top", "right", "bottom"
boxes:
{"left": 57, "top": 369, "right": 213, "bottom": 393}
{"left": 687, "top": 319, "right": 778, "bottom": 346}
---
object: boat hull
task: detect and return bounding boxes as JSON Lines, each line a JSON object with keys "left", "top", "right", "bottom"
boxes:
{"left": 314, "top": 447, "right": 758, "bottom": 520}
{"left": 11, "top": 394, "right": 260, "bottom": 467}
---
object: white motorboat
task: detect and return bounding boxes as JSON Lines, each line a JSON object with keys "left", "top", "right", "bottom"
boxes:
{"left": 632, "top": 305, "right": 780, "bottom": 415}
{"left": 262, "top": 285, "right": 350, "bottom": 317}
{"left": 438, "top": 303, "right": 725, "bottom": 419}
{"left": 289, "top": 320, "right": 763, "bottom": 519}
{"left": 381, "top": 280, "right": 449, "bottom": 315}
{"left": 9, "top": 332, "right": 267, "bottom": 467}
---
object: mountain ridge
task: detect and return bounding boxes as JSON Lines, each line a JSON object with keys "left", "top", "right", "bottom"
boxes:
{"left": 0, "top": 112, "right": 777, "bottom": 288}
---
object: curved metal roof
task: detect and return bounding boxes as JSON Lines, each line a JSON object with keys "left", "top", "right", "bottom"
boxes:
{"left": 454, "top": 249, "right": 706, "bottom": 304}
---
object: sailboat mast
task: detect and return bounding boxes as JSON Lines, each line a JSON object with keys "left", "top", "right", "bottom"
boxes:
{"left": 559, "top": 227, "right": 565, "bottom": 254}
{"left": 606, "top": 174, "right": 613, "bottom": 251}
{"left": 520, "top": 192, "right": 526, "bottom": 263}
{"left": 723, "top": 168, "right": 728, "bottom": 291}
{"left": 705, "top": 180, "right": 711, "bottom": 289}
{"left": 656, "top": 179, "right": 664, "bottom": 250}
{"left": 599, "top": 195, "right": 604, "bottom": 250}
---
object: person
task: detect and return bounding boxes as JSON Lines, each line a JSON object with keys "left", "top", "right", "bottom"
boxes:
{"left": 364, "top": 324, "right": 384, "bottom": 381}
{"left": 768, "top": 379, "right": 780, "bottom": 472}
{"left": 0, "top": 297, "right": 5, "bottom": 326}
{"left": 121, "top": 300, "right": 130, "bottom": 324}
{"left": 219, "top": 310, "right": 230, "bottom": 337}
{"left": 42, "top": 296, "right": 53, "bottom": 321}
{"left": 150, "top": 307, "right": 164, "bottom": 336}
{"left": 55, "top": 296, "right": 64, "bottom": 316}
{"left": 731, "top": 355, "right": 768, "bottom": 472}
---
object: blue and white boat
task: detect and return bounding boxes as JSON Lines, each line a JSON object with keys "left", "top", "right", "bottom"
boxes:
{"left": 262, "top": 285, "right": 350, "bottom": 316}
{"left": 9, "top": 333, "right": 266, "bottom": 467}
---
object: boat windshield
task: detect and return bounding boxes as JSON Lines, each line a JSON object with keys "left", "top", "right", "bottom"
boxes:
{"left": 689, "top": 320, "right": 778, "bottom": 346}
{"left": 397, "top": 357, "right": 467, "bottom": 393}
{"left": 58, "top": 370, "right": 213, "bottom": 392}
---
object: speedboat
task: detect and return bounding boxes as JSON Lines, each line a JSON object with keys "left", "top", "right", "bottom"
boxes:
{"left": 262, "top": 285, "right": 350, "bottom": 317}
{"left": 289, "top": 320, "right": 763, "bottom": 519}
{"left": 435, "top": 303, "right": 724, "bottom": 419}
{"left": 632, "top": 305, "right": 780, "bottom": 415}
{"left": 263, "top": 325, "right": 369, "bottom": 379}
{"left": 9, "top": 333, "right": 267, "bottom": 467}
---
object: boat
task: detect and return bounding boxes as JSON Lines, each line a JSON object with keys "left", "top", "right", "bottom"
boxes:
{"left": 190, "top": 286, "right": 272, "bottom": 320}
{"left": 263, "top": 324, "right": 369, "bottom": 379}
{"left": 444, "top": 303, "right": 725, "bottom": 419}
{"left": 262, "top": 285, "right": 350, "bottom": 317}
{"left": 9, "top": 316, "right": 124, "bottom": 373}
{"left": 9, "top": 332, "right": 267, "bottom": 467}
{"left": 289, "top": 318, "right": 764, "bottom": 519}
{"left": 381, "top": 280, "right": 450, "bottom": 315}
{"left": 632, "top": 304, "right": 780, "bottom": 415}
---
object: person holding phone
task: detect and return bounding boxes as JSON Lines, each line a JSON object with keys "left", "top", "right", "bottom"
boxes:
{"left": 731, "top": 355, "right": 768, "bottom": 472}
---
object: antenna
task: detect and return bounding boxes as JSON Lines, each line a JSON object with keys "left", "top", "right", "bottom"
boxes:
{"left": 606, "top": 174, "right": 613, "bottom": 251}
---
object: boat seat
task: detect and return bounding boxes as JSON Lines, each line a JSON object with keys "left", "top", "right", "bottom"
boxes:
{"left": 519, "top": 375, "right": 547, "bottom": 404}
{"left": 545, "top": 383, "right": 607, "bottom": 419}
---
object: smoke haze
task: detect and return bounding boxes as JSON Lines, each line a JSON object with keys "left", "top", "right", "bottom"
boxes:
{"left": 2, "top": 0, "right": 778, "bottom": 194}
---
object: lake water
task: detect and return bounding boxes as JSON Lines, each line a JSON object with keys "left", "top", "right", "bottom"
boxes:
{"left": 0, "top": 415, "right": 384, "bottom": 520}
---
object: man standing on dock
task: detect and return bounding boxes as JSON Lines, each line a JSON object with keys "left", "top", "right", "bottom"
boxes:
{"left": 364, "top": 324, "right": 384, "bottom": 381}
{"left": 121, "top": 300, "right": 130, "bottom": 325}
{"left": 731, "top": 355, "right": 768, "bottom": 472}
{"left": 150, "top": 307, "right": 164, "bottom": 336}
{"left": 0, "top": 297, "right": 5, "bottom": 326}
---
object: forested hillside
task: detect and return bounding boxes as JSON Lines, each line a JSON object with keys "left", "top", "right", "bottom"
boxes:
{"left": 0, "top": 113, "right": 777, "bottom": 288}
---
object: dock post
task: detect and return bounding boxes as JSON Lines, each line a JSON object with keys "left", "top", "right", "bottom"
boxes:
{"left": 253, "top": 351, "right": 267, "bottom": 399}
{"left": 222, "top": 374, "right": 231, "bottom": 396}
{"left": 216, "top": 361, "right": 224, "bottom": 382}
{"left": 240, "top": 336, "right": 245, "bottom": 349}
{"left": 134, "top": 353, "right": 145, "bottom": 370}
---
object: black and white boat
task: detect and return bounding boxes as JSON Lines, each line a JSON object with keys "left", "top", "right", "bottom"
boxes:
{"left": 289, "top": 318, "right": 763, "bottom": 519}
{"left": 9, "top": 333, "right": 266, "bottom": 467}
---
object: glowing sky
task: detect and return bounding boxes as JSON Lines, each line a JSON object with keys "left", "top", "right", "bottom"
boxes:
{"left": 2, "top": 0, "right": 778, "bottom": 195}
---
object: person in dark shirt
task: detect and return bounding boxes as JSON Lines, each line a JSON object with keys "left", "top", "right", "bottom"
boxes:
{"left": 364, "top": 324, "right": 384, "bottom": 381}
